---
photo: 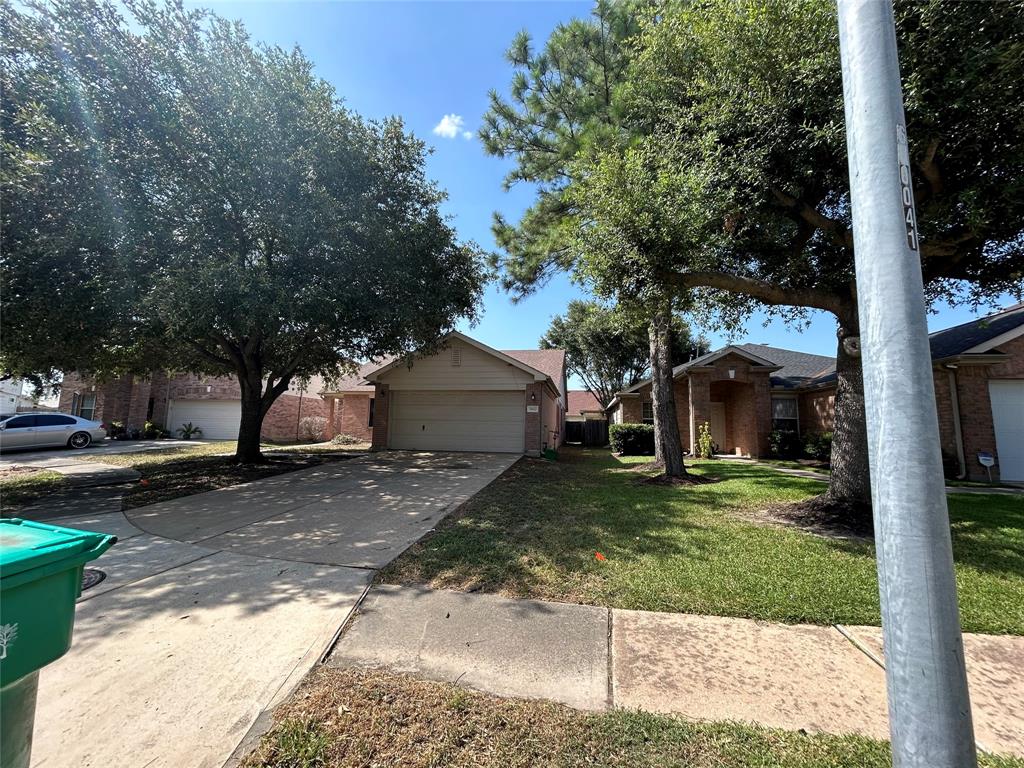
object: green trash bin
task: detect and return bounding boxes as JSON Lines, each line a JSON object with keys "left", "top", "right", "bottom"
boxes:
{"left": 0, "top": 519, "right": 116, "bottom": 768}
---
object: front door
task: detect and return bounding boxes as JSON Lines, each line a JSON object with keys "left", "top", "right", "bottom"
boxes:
{"left": 709, "top": 402, "right": 727, "bottom": 454}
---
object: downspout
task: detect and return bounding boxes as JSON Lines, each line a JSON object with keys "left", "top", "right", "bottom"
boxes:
{"left": 946, "top": 365, "right": 967, "bottom": 480}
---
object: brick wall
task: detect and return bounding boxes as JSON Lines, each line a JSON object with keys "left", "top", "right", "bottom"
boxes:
{"left": 798, "top": 389, "right": 836, "bottom": 435}
{"left": 371, "top": 383, "right": 390, "bottom": 450}
{"left": 524, "top": 382, "right": 544, "bottom": 456}
{"left": 61, "top": 370, "right": 327, "bottom": 442}
{"left": 334, "top": 395, "right": 372, "bottom": 442}
{"left": 619, "top": 395, "right": 643, "bottom": 423}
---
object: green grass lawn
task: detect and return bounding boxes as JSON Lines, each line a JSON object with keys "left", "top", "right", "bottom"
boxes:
{"left": 4, "top": 440, "right": 368, "bottom": 511}
{"left": 245, "top": 667, "right": 1022, "bottom": 768}
{"left": 80, "top": 440, "right": 365, "bottom": 508}
{"left": 381, "top": 447, "right": 1024, "bottom": 635}
{"left": 0, "top": 469, "right": 68, "bottom": 510}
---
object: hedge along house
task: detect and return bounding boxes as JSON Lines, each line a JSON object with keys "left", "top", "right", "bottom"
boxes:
{"left": 321, "top": 331, "right": 567, "bottom": 456}
{"left": 605, "top": 303, "right": 1024, "bottom": 483}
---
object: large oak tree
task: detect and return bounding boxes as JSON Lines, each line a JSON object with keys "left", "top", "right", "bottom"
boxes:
{"left": 487, "top": 0, "right": 1023, "bottom": 509}
{"left": 1, "top": 0, "right": 486, "bottom": 462}
{"left": 599, "top": 0, "right": 1023, "bottom": 509}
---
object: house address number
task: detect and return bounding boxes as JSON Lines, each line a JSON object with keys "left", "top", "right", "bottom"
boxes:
{"left": 896, "top": 124, "right": 919, "bottom": 252}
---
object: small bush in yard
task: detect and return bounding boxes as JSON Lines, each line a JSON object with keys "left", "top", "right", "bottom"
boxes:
{"left": 330, "top": 433, "right": 363, "bottom": 445}
{"left": 696, "top": 421, "right": 716, "bottom": 458}
{"left": 804, "top": 431, "right": 833, "bottom": 461}
{"left": 769, "top": 429, "right": 802, "bottom": 459}
{"left": 609, "top": 423, "right": 655, "bottom": 455}
{"left": 298, "top": 416, "right": 328, "bottom": 442}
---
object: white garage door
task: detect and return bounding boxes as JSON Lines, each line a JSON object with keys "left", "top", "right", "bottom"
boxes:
{"left": 167, "top": 399, "right": 241, "bottom": 440}
{"left": 990, "top": 381, "right": 1024, "bottom": 482}
{"left": 389, "top": 390, "right": 525, "bottom": 453}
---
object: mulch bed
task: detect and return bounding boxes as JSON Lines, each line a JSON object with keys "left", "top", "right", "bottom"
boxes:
{"left": 749, "top": 494, "right": 874, "bottom": 540}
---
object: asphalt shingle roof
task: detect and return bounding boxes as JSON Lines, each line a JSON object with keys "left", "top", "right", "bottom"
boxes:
{"left": 567, "top": 390, "right": 603, "bottom": 415}
{"left": 928, "top": 303, "right": 1024, "bottom": 359}
{"left": 735, "top": 343, "right": 836, "bottom": 389}
{"left": 502, "top": 349, "right": 567, "bottom": 396}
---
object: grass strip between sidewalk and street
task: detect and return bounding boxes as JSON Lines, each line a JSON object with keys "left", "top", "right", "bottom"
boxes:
{"left": 0, "top": 468, "right": 68, "bottom": 510}
{"left": 244, "top": 667, "right": 1023, "bottom": 768}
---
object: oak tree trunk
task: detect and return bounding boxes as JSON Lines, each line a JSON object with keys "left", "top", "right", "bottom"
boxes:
{"left": 235, "top": 374, "right": 268, "bottom": 464}
{"left": 649, "top": 306, "right": 688, "bottom": 477}
{"left": 826, "top": 323, "right": 872, "bottom": 508}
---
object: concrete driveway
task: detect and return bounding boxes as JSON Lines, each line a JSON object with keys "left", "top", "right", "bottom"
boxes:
{"left": 28, "top": 451, "right": 516, "bottom": 768}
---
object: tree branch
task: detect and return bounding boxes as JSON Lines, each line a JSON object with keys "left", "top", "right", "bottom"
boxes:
{"left": 770, "top": 186, "right": 853, "bottom": 249}
{"left": 662, "top": 269, "right": 855, "bottom": 326}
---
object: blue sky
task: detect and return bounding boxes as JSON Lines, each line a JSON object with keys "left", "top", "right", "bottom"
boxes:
{"left": 193, "top": 1, "right": 1014, "bottom": 388}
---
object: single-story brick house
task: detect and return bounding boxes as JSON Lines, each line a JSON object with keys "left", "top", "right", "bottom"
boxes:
{"left": 321, "top": 331, "right": 566, "bottom": 456}
{"left": 606, "top": 304, "right": 1024, "bottom": 483}
{"left": 566, "top": 390, "right": 607, "bottom": 422}
{"left": 58, "top": 371, "right": 328, "bottom": 442}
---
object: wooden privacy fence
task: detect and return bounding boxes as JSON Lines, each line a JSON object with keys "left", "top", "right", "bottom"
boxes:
{"left": 565, "top": 419, "right": 608, "bottom": 447}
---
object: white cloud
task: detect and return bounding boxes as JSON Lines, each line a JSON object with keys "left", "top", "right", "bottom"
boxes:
{"left": 433, "top": 114, "right": 473, "bottom": 140}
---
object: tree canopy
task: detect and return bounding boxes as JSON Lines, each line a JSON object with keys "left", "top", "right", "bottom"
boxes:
{"left": 540, "top": 300, "right": 708, "bottom": 407}
{"left": 484, "top": 0, "right": 1024, "bottom": 505}
{"left": 1, "top": 0, "right": 486, "bottom": 460}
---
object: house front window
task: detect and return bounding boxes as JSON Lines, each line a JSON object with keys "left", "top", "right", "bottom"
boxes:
{"left": 771, "top": 397, "right": 798, "bottom": 432}
{"left": 77, "top": 393, "right": 97, "bottom": 421}
{"left": 642, "top": 401, "right": 654, "bottom": 424}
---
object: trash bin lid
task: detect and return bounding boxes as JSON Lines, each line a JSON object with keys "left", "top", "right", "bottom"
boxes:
{"left": 0, "top": 518, "right": 114, "bottom": 579}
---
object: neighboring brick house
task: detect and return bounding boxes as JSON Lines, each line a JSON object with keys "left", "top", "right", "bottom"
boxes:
{"left": 606, "top": 304, "right": 1024, "bottom": 483}
{"left": 322, "top": 331, "right": 567, "bottom": 456}
{"left": 566, "top": 390, "right": 606, "bottom": 422}
{"left": 58, "top": 371, "right": 329, "bottom": 442}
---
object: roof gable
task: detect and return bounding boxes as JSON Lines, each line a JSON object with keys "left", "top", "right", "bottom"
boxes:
{"left": 929, "top": 303, "right": 1024, "bottom": 359}
{"left": 503, "top": 349, "right": 566, "bottom": 396}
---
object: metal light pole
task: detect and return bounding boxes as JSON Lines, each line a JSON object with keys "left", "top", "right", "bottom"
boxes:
{"left": 836, "top": 1, "right": 977, "bottom": 766}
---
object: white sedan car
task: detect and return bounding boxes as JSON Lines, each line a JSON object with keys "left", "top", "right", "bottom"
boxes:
{"left": 0, "top": 412, "right": 108, "bottom": 452}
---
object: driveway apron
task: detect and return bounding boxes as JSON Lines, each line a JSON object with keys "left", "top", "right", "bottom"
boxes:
{"left": 26, "top": 451, "right": 516, "bottom": 768}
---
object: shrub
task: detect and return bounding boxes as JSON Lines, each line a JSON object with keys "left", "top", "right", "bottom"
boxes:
{"left": 804, "top": 431, "right": 833, "bottom": 462}
{"left": 696, "top": 421, "right": 716, "bottom": 459}
{"left": 331, "top": 433, "right": 363, "bottom": 445}
{"left": 142, "top": 420, "right": 165, "bottom": 439}
{"left": 769, "top": 429, "right": 803, "bottom": 459}
{"left": 177, "top": 422, "right": 203, "bottom": 439}
{"left": 609, "top": 423, "right": 655, "bottom": 455}
{"left": 298, "top": 415, "right": 328, "bottom": 442}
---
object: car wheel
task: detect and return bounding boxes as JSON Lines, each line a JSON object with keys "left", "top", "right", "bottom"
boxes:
{"left": 68, "top": 431, "right": 92, "bottom": 449}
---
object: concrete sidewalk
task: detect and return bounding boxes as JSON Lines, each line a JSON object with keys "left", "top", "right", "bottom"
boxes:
{"left": 31, "top": 509, "right": 371, "bottom": 768}
{"left": 329, "top": 584, "right": 1024, "bottom": 757}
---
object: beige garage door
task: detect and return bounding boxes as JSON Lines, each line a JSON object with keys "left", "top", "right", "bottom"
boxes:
{"left": 990, "top": 381, "right": 1024, "bottom": 482}
{"left": 167, "top": 399, "right": 241, "bottom": 440}
{"left": 389, "top": 390, "right": 524, "bottom": 453}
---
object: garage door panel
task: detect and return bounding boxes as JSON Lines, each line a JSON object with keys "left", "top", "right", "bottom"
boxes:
{"left": 167, "top": 400, "right": 241, "bottom": 440}
{"left": 389, "top": 390, "right": 524, "bottom": 453}
{"left": 989, "top": 381, "right": 1024, "bottom": 482}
